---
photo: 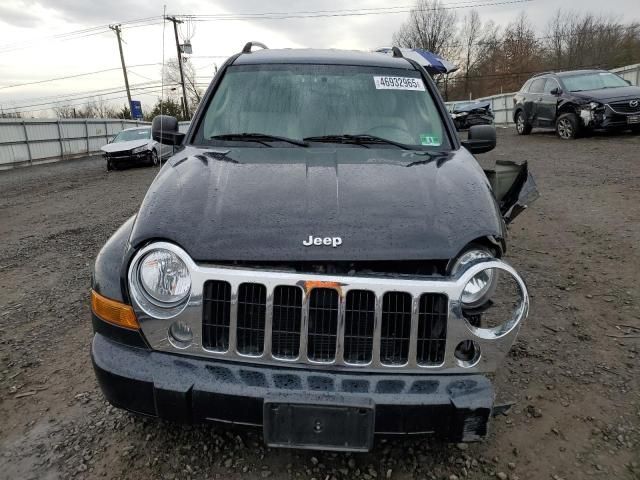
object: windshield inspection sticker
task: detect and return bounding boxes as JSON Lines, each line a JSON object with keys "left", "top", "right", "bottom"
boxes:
{"left": 374, "top": 76, "right": 425, "bottom": 91}
{"left": 420, "top": 134, "right": 442, "bottom": 146}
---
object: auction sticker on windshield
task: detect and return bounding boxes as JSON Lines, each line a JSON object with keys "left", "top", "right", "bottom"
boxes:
{"left": 374, "top": 76, "right": 425, "bottom": 91}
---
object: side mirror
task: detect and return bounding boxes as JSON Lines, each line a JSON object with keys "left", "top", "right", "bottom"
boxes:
{"left": 152, "top": 115, "right": 185, "bottom": 146}
{"left": 550, "top": 87, "right": 563, "bottom": 96}
{"left": 462, "top": 125, "right": 496, "bottom": 154}
{"left": 625, "top": 79, "right": 632, "bottom": 86}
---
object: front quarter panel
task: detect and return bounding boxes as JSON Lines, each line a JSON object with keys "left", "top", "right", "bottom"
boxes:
{"left": 93, "top": 216, "right": 136, "bottom": 302}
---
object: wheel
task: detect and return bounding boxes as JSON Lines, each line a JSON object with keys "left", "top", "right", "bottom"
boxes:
{"left": 556, "top": 113, "right": 579, "bottom": 140}
{"left": 151, "top": 149, "right": 159, "bottom": 166}
{"left": 106, "top": 159, "right": 114, "bottom": 171}
{"left": 515, "top": 111, "right": 532, "bottom": 135}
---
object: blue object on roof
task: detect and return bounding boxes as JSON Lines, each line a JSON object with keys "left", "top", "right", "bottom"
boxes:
{"left": 376, "top": 47, "right": 459, "bottom": 74}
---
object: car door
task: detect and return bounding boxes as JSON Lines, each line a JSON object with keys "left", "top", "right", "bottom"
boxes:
{"left": 536, "top": 78, "right": 561, "bottom": 126}
{"left": 526, "top": 78, "right": 546, "bottom": 126}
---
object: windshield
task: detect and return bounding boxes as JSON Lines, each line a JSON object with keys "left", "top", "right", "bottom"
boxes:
{"left": 195, "top": 64, "right": 449, "bottom": 149}
{"left": 113, "top": 128, "right": 151, "bottom": 142}
{"left": 562, "top": 72, "right": 629, "bottom": 92}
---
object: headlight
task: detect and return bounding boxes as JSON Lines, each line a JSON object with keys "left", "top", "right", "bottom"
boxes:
{"left": 131, "top": 146, "right": 147, "bottom": 154}
{"left": 452, "top": 249, "right": 498, "bottom": 308}
{"left": 452, "top": 112, "right": 468, "bottom": 119}
{"left": 138, "top": 249, "right": 191, "bottom": 305}
{"left": 588, "top": 102, "right": 602, "bottom": 110}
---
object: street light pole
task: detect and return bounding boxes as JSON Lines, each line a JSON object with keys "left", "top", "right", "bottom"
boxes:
{"left": 165, "top": 16, "right": 190, "bottom": 119}
{"left": 109, "top": 24, "right": 132, "bottom": 119}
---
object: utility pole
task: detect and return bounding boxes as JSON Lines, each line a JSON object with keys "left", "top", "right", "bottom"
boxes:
{"left": 109, "top": 24, "right": 132, "bottom": 119}
{"left": 165, "top": 16, "right": 190, "bottom": 119}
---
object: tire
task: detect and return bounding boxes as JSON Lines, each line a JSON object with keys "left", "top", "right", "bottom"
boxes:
{"left": 556, "top": 113, "right": 580, "bottom": 140}
{"left": 515, "top": 111, "right": 532, "bottom": 135}
{"left": 106, "top": 159, "right": 114, "bottom": 171}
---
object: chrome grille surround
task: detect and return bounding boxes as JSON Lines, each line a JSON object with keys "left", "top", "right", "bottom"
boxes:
{"left": 129, "top": 242, "right": 529, "bottom": 374}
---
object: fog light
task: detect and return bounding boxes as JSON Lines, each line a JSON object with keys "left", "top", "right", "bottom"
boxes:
{"left": 454, "top": 340, "right": 481, "bottom": 368}
{"left": 169, "top": 321, "right": 192, "bottom": 347}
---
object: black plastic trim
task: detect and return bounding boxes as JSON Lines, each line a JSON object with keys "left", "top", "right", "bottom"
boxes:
{"left": 92, "top": 333, "right": 494, "bottom": 443}
{"left": 91, "top": 313, "right": 149, "bottom": 349}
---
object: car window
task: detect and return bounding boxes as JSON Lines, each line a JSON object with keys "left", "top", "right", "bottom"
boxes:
{"left": 562, "top": 72, "right": 629, "bottom": 92}
{"left": 543, "top": 79, "right": 560, "bottom": 94}
{"left": 195, "top": 64, "right": 450, "bottom": 150}
{"left": 113, "top": 128, "right": 151, "bottom": 142}
{"left": 529, "top": 79, "right": 546, "bottom": 94}
{"left": 520, "top": 79, "right": 533, "bottom": 92}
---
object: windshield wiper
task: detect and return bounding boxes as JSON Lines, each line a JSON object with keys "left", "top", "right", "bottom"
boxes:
{"left": 303, "top": 134, "right": 413, "bottom": 149}
{"left": 209, "top": 133, "right": 308, "bottom": 147}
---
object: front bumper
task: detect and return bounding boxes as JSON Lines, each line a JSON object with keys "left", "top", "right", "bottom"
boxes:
{"left": 92, "top": 333, "right": 494, "bottom": 446}
{"left": 584, "top": 107, "right": 640, "bottom": 130}
{"left": 104, "top": 151, "right": 150, "bottom": 164}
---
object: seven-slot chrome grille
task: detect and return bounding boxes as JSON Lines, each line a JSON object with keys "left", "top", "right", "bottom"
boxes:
{"left": 202, "top": 281, "right": 448, "bottom": 367}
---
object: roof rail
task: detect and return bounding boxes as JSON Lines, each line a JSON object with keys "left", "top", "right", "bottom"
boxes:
{"left": 531, "top": 71, "right": 555, "bottom": 78}
{"left": 242, "top": 41, "right": 268, "bottom": 53}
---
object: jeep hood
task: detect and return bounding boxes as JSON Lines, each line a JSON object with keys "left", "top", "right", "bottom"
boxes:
{"left": 130, "top": 146, "right": 511, "bottom": 262}
{"left": 101, "top": 139, "right": 149, "bottom": 153}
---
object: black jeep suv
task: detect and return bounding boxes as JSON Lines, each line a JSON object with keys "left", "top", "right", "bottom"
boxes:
{"left": 90, "top": 43, "right": 538, "bottom": 451}
{"left": 513, "top": 69, "right": 640, "bottom": 139}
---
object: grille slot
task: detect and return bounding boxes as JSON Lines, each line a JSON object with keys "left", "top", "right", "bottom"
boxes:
{"left": 343, "top": 290, "right": 376, "bottom": 364}
{"left": 416, "top": 294, "right": 448, "bottom": 365}
{"left": 236, "top": 283, "right": 266, "bottom": 355}
{"left": 380, "top": 292, "right": 412, "bottom": 365}
{"left": 307, "top": 288, "right": 339, "bottom": 362}
{"left": 271, "top": 286, "right": 303, "bottom": 359}
{"left": 609, "top": 100, "right": 640, "bottom": 114}
{"left": 201, "top": 280, "right": 451, "bottom": 369}
{"left": 202, "top": 280, "right": 232, "bottom": 351}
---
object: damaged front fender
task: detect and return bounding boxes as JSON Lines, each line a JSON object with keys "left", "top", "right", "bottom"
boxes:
{"left": 484, "top": 161, "right": 539, "bottom": 224}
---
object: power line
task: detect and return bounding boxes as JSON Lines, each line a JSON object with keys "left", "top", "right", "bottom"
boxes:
{"left": 10, "top": 88, "right": 168, "bottom": 116}
{"left": 0, "top": 0, "right": 532, "bottom": 55}
{"left": 177, "top": 0, "right": 514, "bottom": 19}
{"left": 179, "top": 0, "right": 534, "bottom": 22}
{"left": 0, "top": 63, "right": 162, "bottom": 91}
{"left": 0, "top": 16, "right": 164, "bottom": 54}
{"left": 2, "top": 81, "right": 177, "bottom": 112}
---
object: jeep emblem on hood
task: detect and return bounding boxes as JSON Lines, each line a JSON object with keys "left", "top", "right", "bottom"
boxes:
{"left": 303, "top": 236, "right": 343, "bottom": 248}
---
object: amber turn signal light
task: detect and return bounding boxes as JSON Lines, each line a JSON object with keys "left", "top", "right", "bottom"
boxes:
{"left": 91, "top": 290, "right": 139, "bottom": 330}
{"left": 303, "top": 280, "right": 343, "bottom": 295}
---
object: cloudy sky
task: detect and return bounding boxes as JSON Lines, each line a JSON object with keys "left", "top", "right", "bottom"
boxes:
{"left": 0, "top": 0, "right": 638, "bottom": 116}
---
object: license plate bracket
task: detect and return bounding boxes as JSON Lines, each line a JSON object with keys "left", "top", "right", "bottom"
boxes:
{"left": 263, "top": 396, "right": 375, "bottom": 451}
{"left": 627, "top": 114, "right": 640, "bottom": 124}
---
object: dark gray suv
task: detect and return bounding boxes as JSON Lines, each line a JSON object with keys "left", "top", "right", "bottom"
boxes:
{"left": 513, "top": 69, "right": 640, "bottom": 139}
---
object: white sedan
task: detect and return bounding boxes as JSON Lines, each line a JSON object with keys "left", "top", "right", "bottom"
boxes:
{"left": 100, "top": 127, "right": 173, "bottom": 171}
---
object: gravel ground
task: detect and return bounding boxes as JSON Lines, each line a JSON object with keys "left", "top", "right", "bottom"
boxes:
{"left": 0, "top": 129, "right": 638, "bottom": 480}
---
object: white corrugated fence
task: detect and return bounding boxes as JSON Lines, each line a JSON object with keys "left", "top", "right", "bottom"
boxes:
{"left": 0, "top": 119, "right": 191, "bottom": 170}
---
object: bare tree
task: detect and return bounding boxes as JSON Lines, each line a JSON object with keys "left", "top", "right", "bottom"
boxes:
{"left": 392, "top": 0, "right": 460, "bottom": 60}
{"left": 163, "top": 57, "right": 203, "bottom": 112}
{"left": 460, "top": 10, "right": 483, "bottom": 97}
{"left": 543, "top": 11, "right": 640, "bottom": 70}
{"left": 53, "top": 104, "right": 78, "bottom": 119}
{"left": 54, "top": 97, "right": 120, "bottom": 119}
